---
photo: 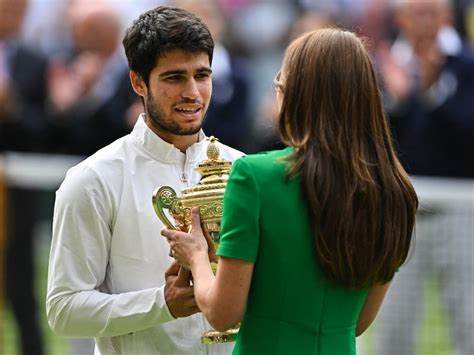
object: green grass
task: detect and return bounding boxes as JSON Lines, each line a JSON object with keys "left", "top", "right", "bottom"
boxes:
{"left": 3, "top": 233, "right": 69, "bottom": 355}
{"left": 358, "top": 278, "right": 456, "bottom": 355}
{"left": 418, "top": 279, "right": 455, "bottom": 354}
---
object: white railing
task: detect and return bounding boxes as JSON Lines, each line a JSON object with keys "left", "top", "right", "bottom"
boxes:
{"left": 1, "top": 152, "right": 85, "bottom": 190}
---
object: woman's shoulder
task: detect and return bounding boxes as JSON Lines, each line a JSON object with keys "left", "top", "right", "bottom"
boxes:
{"left": 233, "top": 147, "right": 293, "bottom": 178}
{"left": 238, "top": 147, "right": 292, "bottom": 165}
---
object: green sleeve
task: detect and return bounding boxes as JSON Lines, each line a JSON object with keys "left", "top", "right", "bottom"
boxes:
{"left": 217, "top": 157, "right": 260, "bottom": 262}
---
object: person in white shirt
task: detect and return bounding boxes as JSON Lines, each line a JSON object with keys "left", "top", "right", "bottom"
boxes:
{"left": 46, "top": 6, "right": 243, "bottom": 354}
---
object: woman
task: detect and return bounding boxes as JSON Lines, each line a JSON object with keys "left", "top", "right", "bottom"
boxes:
{"left": 162, "top": 28, "right": 418, "bottom": 354}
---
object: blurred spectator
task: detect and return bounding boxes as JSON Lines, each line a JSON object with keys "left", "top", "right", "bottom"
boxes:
{"left": 226, "top": 1, "right": 297, "bottom": 149}
{"left": 0, "top": 0, "right": 49, "bottom": 152}
{"left": 47, "top": 0, "right": 140, "bottom": 156}
{"left": 298, "top": 0, "right": 370, "bottom": 33}
{"left": 251, "top": 9, "right": 338, "bottom": 153}
{"left": 172, "top": 0, "right": 252, "bottom": 152}
{"left": 374, "top": 0, "right": 474, "bottom": 354}
{"left": 20, "top": 0, "right": 72, "bottom": 57}
{"left": 20, "top": 0, "right": 168, "bottom": 56}
{"left": 357, "top": 0, "right": 391, "bottom": 47}
{"left": 217, "top": 0, "right": 251, "bottom": 17}
{"left": 0, "top": 0, "right": 48, "bottom": 354}
{"left": 378, "top": 0, "right": 474, "bottom": 178}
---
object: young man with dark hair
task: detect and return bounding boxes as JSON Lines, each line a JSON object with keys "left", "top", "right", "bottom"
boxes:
{"left": 46, "top": 6, "right": 242, "bottom": 354}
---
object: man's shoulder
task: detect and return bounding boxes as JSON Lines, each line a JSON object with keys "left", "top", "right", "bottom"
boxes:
{"left": 62, "top": 137, "right": 129, "bottom": 186}
{"left": 83, "top": 136, "right": 128, "bottom": 163}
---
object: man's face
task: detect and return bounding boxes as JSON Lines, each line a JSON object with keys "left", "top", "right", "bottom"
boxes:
{"left": 397, "top": 0, "right": 447, "bottom": 49}
{"left": 142, "top": 49, "right": 212, "bottom": 142}
{"left": 0, "top": 0, "right": 27, "bottom": 39}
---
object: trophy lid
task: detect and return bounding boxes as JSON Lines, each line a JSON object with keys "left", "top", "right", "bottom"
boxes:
{"left": 180, "top": 136, "right": 232, "bottom": 196}
{"left": 195, "top": 136, "right": 232, "bottom": 179}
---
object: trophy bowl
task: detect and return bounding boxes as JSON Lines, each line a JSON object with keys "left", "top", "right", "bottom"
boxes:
{"left": 152, "top": 136, "right": 239, "bottom": 344}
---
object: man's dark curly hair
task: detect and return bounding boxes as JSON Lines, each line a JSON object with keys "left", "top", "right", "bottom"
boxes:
{"left": 122, "top": 6, "right": 214, "bottom": 85}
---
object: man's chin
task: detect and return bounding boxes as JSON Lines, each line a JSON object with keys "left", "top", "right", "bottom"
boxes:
{"left": 150, "top": 115, "right": 203, "bottom": 137}
{"left": 175, "top": 125, "right": 202, "bottom": 136}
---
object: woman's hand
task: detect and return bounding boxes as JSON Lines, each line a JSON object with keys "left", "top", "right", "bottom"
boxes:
{"left": 161, "top": 207, "right": 211, "bottom": 269}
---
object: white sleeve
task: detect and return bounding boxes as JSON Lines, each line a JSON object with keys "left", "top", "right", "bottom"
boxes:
{"left": 46, "top": 167, "right": 175, "bottom": 337}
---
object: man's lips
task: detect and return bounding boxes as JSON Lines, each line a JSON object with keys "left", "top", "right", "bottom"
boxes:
{"left": 175, "top": 107, "right": 201, "bottom": 114}
{"left": 174, "top": 106, "right": 202, "bottom": 120}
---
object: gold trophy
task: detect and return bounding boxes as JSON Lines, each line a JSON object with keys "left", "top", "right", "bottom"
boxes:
{"left": 152, "top": 136, "right": 239, "bottom": 344}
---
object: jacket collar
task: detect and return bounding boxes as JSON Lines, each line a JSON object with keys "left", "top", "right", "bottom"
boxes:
{"left": 131, "top": 114, "right": 207, "bottom": 163}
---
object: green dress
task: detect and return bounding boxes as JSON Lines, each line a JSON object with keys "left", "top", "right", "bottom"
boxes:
{"left": 217, "top": 148, "right": 369, "bottom": 355}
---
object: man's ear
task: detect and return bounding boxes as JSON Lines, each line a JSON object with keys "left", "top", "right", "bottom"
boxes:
{"left": 130, "top": 71, "right": 146, "bottom": 97}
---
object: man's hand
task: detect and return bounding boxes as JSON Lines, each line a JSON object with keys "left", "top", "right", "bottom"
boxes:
{"left": 377, "top": 41, "right": 412, "bottom": 102}
{"left": 164, "top": 261, "right": 200, "bottom": 318}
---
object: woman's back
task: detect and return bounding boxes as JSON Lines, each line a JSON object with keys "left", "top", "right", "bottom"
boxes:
{"left": 163, "top": 28, "right": 417, "bottom": 355}
{"left": 218, "top": 148, "right": 369, "bottom": 354}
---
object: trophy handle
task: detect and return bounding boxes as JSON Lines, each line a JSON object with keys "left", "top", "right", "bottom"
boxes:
{"left": 152, "top": 186, "right": 179, "bottom": 230}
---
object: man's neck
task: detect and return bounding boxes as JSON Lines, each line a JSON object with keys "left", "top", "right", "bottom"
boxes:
{"left": 172, "top": 134, "right": 200, "bottom": 153}
{"left": 143, "top": 116, "right": 200, "bottom": 153}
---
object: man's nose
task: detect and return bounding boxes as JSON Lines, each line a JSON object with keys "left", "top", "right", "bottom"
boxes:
{"left": 181, "top": 79, "right": 199, "bottom": 99}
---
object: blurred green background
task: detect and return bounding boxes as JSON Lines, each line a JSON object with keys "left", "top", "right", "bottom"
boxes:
{"left": 2, "top": 233, "right": 456, "bottom": 354}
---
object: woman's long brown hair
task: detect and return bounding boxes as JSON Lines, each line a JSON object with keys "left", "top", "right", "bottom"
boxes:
{"left": 279, "top": 29, "right": 418, "bottom": 289}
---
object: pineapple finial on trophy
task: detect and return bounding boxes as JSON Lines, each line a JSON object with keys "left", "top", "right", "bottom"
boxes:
{"left": 206, "top": 136, "right": 220, "bottom": 160}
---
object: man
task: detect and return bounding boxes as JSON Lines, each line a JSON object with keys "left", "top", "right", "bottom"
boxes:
{"left": 46, "top": 6, "right": 243, "bottom": 354}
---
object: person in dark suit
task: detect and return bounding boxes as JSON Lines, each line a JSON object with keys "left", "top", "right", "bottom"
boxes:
{"left": 47, "top": 2, "right": 139, "bottom": 156}
{"left": 379, "top": 0, "right": 474, "bottom": 179}
{"left": 0, "top": 0, "right": 49, "bottom": 354}
{"left": 0, "top": 1, "right": 49, "bottom": 152}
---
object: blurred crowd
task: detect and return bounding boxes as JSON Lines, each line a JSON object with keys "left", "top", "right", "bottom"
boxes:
{"left": 1, "top": 0, "right": 473, "bottom": 354}
{"left": 2, "top": 0, "right": 474, "bottom": 157}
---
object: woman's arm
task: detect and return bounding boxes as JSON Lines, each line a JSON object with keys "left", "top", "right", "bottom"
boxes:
{"left": 193, "top": 255, "right": 253, "bottom": 331}
{"left": 356, "top": 282, "right": 391, "bottom": 336}
{"left": 163, "top": 208, "right": 254, "bottom": 331}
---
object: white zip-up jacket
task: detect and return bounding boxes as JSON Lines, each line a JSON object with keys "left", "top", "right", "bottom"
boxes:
{"left": 46, "top": 114, "right": 243, "bottom": 354}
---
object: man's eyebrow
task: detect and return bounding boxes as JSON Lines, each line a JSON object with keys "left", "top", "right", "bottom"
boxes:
{"left": 196, "top": 67, "right": 212, "bottom": 74}
{"left": 159, "top": 70, "right": 186, "bottom": 78}
{"left": 158, "top": 67, "right": 212, "bottom": 78}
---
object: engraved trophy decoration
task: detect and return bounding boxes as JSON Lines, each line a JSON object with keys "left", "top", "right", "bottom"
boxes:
{"left": 152, "top": 136, "right": 239, "bottom": 344}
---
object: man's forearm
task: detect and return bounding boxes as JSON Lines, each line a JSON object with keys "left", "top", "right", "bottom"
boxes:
{"left": 46, "top": 286, "right": 175, "bottom": 337}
